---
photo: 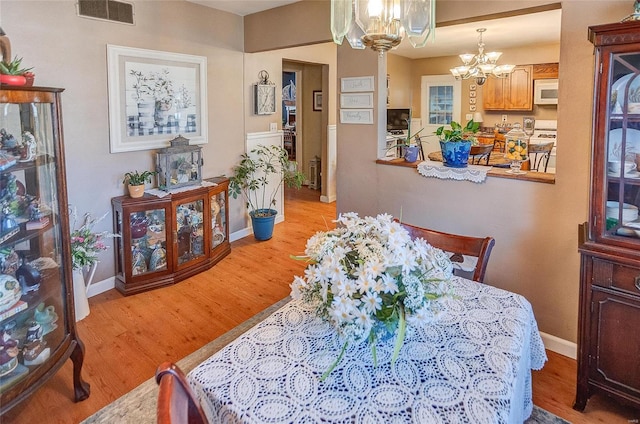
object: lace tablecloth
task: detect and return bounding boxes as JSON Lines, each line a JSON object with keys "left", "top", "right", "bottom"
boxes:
{"left": 417, "top": 160, "right": 492, "bottom": 183}
{"left": 188, "top": 277, "right": 547, "bottom": 423}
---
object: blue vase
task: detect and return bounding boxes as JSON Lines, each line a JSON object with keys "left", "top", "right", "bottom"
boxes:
{"left": 440, "top": 141, "right": 472, "bottom": 168}
{"left": 250, "top": 209, "right": 277, "bottom": 241}
{"left": 403, "top": 146, "right": 420, "bottom": 163}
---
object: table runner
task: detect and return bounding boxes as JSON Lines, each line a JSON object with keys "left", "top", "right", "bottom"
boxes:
{"left": 188, "top": 277, "right": 547, "bottom": 424}
{"left": 417, "top": 160, "right": 492, "bottom": 183}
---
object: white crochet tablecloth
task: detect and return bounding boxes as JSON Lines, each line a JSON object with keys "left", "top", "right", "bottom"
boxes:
{"left": 417, "top": 160, "right": 492, "bottom": 183}
{"left": 188, "top": 277, "right": 547, "bottom": 424}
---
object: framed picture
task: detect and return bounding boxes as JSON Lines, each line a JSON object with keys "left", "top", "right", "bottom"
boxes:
{"left": 340, "top": 109, "right": 374, "bottom": 124}
{"left": 107, "top": 45, "right": 208, "bottom": 153}
{"left": 340, "top": 93, "right": 374, "bottom": 109}
{"left": 469, "top": 98, "right": 477, "bottom": 105}
{"left": 340, "top": 76, "right": 375, "bottom": 92}
{"left": 469, "top": 91, "right": 477, "bottom": 98}
{"left": 469, "top": 105, "right": 477, "bottom": 111}
{"left": 313, "top": 90, "right": 323, "bottom": 111}
{"left": 469, "top": 84, "right": 477, "bottom": 91}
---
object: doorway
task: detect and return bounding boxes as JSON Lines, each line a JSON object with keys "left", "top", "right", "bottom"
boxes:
{"left": 420, "top": 75, "right": 462, "bottom": 155}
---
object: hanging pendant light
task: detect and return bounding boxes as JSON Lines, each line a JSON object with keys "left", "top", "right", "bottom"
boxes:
{"left": 450, "top": 28, "right": 515, "bottom": 85}
{"left": 331, "top": 0, "right": 435, "bottom": 56}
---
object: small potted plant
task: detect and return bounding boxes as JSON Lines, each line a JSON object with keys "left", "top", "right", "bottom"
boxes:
{"left": 435, "top": 119, "right": 480, "bottom": 168}
{"left": 229, "top": 144, "right": 305, "bottom": 240}
{"left": 123, "top": 170, "right": 157, "bottom": 198}
{"left": 0, "top": 56, "right": 33, "bottom": 86}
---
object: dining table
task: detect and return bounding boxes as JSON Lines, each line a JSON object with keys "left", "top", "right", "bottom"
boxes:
{"left": 187, "top": 277, "right": 547, "bottom": 423}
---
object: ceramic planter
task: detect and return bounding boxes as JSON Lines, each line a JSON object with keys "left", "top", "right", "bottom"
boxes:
{"left": 128, "top": 184, "right": 145, "bottom": 198}
{"left": 250, "top": 208, "right": 277, "bottom": 241}
{"left": 403, "top": 146, "right": 420, "bottom": 163}
{"left": 0, "top": 74, "right": 26, "bottom": 86}
{"left": 440, "top": 141, "right": 472, "bottom": 168}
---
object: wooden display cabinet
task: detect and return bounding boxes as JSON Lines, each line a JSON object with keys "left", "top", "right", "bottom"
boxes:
{"left": 575, "top": 21, "right": 640, "bottom": 411}
{"left": 483, "top": 65, "right": 533, "bottom": 111}
{"left": 0, "top": 87, "right": 89, "bottom": 415}
{"left": 111, "top": 177, "right": 230, "bottom": 295}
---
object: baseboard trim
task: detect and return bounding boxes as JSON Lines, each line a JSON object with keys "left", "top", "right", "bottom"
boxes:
{"left": 320, "top": 194, "right": 336, "bottom": 203}
{"left": 87, "top": 276, "right": 116, "bottom": 298}
{"left": 540, "top": 331, "right": 576, "bottom": 359}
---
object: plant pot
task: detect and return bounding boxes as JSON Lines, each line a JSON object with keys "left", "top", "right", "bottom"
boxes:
{"left": 0, "top": 74, "right": 26, "bottom": 86}
{"left": 250, "top": 208, "right": 277, "bottom": 241}
{"left": 403, "top": 146, "right": 420, "bottom": 163}
{"left": 440, "top": 141, "right": 472, "bottom": 168}
{"left": 128, "top": 184, "right": 145, "bottom": 198}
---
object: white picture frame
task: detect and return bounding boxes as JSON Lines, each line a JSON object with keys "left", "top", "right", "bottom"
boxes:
{"left": 341, "top": 76, "right": 375, "bottom": 92}
{"left": 107, "top": 44, "right": 208, "bottom": 153}
{"left": 340, "top": 93, "right": 374, "bottom": 109}
{"left": 340, "top": 109, "right": 374, "bottom": 124}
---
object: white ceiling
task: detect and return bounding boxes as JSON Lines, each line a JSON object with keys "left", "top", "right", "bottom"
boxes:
{"left": 188, "top": 1, "right": 561, "bottom": 59}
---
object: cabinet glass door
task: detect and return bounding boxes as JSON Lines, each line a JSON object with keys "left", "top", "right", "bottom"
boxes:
{"left": 129, "top": 209, "right": 167, "bottom": 275}
{"left": 175, "top": 198, "right": 204, "bottom": 265}
{"left": 0, "top": 97, "right": 65, "bottom": 389}
{"left": 210, "top": 192, "right": 226, "bottom": 249}
{"left": 604, "top": 52, "right": 640, "bottom": 240}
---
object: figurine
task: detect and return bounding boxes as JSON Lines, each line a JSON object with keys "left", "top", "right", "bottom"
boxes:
{"left": 16, "top": 253, "right": 42, "bottom": 294}
{"left": 0, "top": 330, "right": 19, "bottom": 376}
{"left": 19, "top": 131, "right": 36, "bottom": 162}
{"left": 622, "top": 0, "right": 640, "bottom": 21}
{"left": 0, "top": 128, "right": 17, "bottom": 150}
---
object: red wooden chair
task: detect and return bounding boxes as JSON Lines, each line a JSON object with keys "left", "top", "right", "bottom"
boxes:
{"left": 156, "top": 362, "right": 207, "bottom": 424}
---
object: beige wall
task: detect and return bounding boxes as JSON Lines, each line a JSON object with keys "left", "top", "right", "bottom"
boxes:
{"left": 0, "top": 0, "right": 246, "bottom": 283}
{"left": 387, "top": 54, "right": 413, "bottom": 109}
{"left": 335, "top": 1, "right": 631, "bottom": 345}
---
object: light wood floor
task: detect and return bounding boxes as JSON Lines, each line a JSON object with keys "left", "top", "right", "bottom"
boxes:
{"left": 3, "top": 187, "right": 639, "bottom": 423}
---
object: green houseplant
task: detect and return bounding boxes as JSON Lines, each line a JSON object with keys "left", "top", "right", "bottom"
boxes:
{"left": 0, "top": 56, "right": 33, "bottom": 86}
{"left": 123, "top": 170, "right": 157, "bottom": 198}
{"left": 386, "top": 118, "right": 424, "bottom": 163}
{"left": 435, "top": 119, "right": 480, "bottom": 168}
{"left": 229, "top": 144, "right": 305, "bottom": 240}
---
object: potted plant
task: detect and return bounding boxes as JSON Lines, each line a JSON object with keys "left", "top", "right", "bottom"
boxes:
{"left": 229, "top": 144, "right": 305, "bottom": 240}
{"left": 123, "top": 170, "right": 157, "bottom": 198}
{"left": 435, "top": 119, "right": 480, "bottom": 168}
{"left": 0, "top": 56, "right": 33, "bottom": 86}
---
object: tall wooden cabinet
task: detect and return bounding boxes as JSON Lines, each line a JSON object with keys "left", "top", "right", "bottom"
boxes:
{"left": 111, "top": 177, "right": 230, "bottom": 295}
{"left": 483, "top": 65, "right": 533, "bottom": 111}
{"left": 0, "top": 87, "right": 89, "bottom": 414}
{"left": 575, "top": 21, "right": 640, "bottom": 411}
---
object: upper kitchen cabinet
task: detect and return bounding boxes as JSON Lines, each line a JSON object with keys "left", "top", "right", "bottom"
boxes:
{"left": 483, "top": 65, "right": 533, "bottom": 111}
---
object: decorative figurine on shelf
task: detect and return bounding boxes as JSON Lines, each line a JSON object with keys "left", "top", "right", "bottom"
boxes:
{"left": 0, "top": 128, "right": 17, "bottom": 151}
{"left": 23, "top": 320, "right": 50, "bottom": 366}
{"left": 0, "top": 203, "right": 18, "bottom": 234}
{"left": 622, "top": 0, "right": 640, "bottom": 21}
{"left": 34, "top": 303, "right": 58, "bottom": 335}
{"left": 26, "top": 198, "right": 49, "bottom": 230}
{"left": 149, "top": 242, "right": 167, "bottom": 271}
{"left": 18, "top": 131, "right": 36, "bottom": 162}
{"left": 0, "top": 330, "right": 19, "bottom": 376}
{"left": 16, "top": 253, "right": 41, "bottom": 294}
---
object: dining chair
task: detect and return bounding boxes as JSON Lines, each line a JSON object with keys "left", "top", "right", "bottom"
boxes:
{"left": 397, "top": 220, "right": 495, "bottom": 284}
{"left": 414, "top": 134, "right": 425, "bottom": 161}
{"left": 469, "top": 143, "right": 494, "bottom": 165}
{"left": 528, "top": 142, "right": 554, "bottom": 172}
{"left": 156, "top": 362, "right": 207, "bottom": 424}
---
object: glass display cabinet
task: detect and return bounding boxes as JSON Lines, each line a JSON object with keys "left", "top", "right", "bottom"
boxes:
{"left": 0, "top": 87, "right": 89, "bottom": 414}
{"left": 576, "top": 21, "right": 640, "bottom": 412}
{"left": 112, "top": 177, "right": 230, "bottom": 295}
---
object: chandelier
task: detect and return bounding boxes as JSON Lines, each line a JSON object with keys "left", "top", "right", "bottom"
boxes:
{"left": 331, "top": 0, "right": 435, "bottom": 56}
{"left": 450, "top": 28, "right": 515, "bottom": 85}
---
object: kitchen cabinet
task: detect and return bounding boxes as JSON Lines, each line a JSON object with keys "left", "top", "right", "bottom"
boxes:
{"left": 0, "top": 87, "right": 89, "bottom": 414}
{"left": 575, "top": 21, "right": 640, "bottom": 412}
{"left": 111, "top": 177, "right": 230, "bottom": 295}
{"left": 482, "top": 65, "right": 533, "bottom": 111}
{"left": 532, "top": 63, "right": 559, "bottom": 79}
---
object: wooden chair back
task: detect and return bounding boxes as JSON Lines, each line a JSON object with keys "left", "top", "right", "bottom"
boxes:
{"left": 469, "top": 143, "right": 494, "bottom": 165}
{"left": 398, "top": 221, "right": 495, "bottom": 284}
{"left": 414, "top": 134, "right": 425, "bottom": 161}
{"left": 528, "top": 142, "right": 554, "bottom": 172}
{"left": 156, "top": 362, "right": 207, "bottom": 424}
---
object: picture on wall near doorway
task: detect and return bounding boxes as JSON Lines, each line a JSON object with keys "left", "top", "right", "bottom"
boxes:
{"left": 107, "top": 44, "right": 208, "bottom": 153}
{"left": 313, "top": 91, "right": 322, "bottom": 111}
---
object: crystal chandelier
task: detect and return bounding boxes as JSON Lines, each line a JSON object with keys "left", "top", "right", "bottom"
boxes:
{"left": 450, "top": 28, "right": 515, "bottom": 85}
{"left": 331, "top": 0, "right": 435, "bottom": 56}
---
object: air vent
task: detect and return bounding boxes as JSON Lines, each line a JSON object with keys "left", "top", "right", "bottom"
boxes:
{"left": 77, "top": 0, "right": 134, "bottom": 25}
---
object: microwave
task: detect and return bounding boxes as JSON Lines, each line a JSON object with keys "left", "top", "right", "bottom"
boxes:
{"left": 534, "top": 79, "right": 559, "bottom": 105}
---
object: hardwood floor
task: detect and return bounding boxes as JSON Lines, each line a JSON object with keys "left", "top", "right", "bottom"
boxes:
{"left": 3, "top": 186, "right": 638, "bottom": 423}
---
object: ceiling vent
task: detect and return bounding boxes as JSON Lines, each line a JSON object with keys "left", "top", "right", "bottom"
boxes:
{"left": 77, "top": 0, "right": 135, "bottom": 25}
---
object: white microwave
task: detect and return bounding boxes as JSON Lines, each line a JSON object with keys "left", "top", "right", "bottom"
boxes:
{"left": 534, "top": 79, "right": 559, "bottom": 105}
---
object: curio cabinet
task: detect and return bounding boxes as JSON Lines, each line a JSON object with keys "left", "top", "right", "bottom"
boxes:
{"left": 0, "top": 86, "right": 89, "bottom": 415}
{"left": 576, "top": 21, "right": 640, "bottom": 411}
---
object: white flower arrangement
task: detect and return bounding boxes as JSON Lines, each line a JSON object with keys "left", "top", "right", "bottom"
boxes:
{"left": 290, "top": 212, "right": 454, "bottom": 378}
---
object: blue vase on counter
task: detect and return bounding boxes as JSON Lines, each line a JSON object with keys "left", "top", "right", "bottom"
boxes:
{"left": 403, "top": 146, "right": 420, "bottom": 163}
{"left": 440, "top": 141, "right": 472, "bottom": 168}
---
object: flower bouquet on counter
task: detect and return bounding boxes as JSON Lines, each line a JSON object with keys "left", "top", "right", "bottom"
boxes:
{"left": 290, "top": 213, "right": 454, "bottom": 379}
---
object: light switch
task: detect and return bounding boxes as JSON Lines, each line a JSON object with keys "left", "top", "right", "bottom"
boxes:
{"left": 270, "top": 123, "right": 277, "bottom": 132}
{"left": 465, "top": 113, "right": 473, "bottom": 120}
